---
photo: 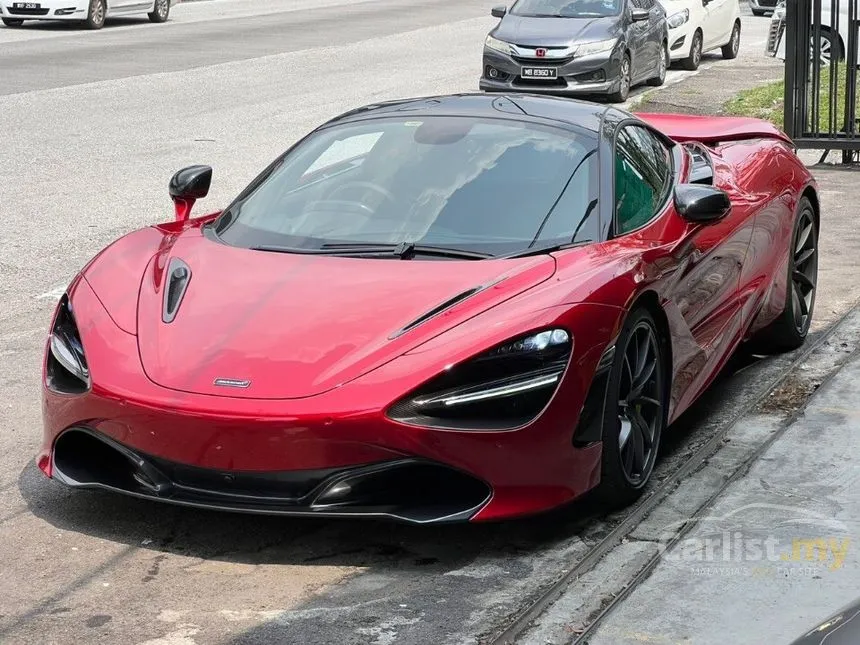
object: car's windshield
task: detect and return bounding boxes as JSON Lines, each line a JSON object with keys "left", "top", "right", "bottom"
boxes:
{"left": 212, "top": 116, "right": 600, "bottom": 258}
{"left": 510, "top": 0, "right": 623, "bottom": 18}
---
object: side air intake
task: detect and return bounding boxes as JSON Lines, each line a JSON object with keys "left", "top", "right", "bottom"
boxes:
{"left": 162, "top": 258, "right": 192, "bottom": 323}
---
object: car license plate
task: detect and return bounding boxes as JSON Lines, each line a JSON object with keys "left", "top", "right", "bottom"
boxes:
{"left": 12, "top": 2, "right": 40, "bottom": 7}
{"left": 521, "top": 67, "right": 557, "bottom": 79}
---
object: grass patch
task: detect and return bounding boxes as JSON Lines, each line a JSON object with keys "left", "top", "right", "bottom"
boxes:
{"left": 723, "top": 80, "right": 785, "bottom": 128}
{"left": 723, "top": 66, "right": 860, "bottom": 133}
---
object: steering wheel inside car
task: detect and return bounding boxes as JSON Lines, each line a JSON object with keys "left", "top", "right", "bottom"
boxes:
{"left": 325, "top": 181, "right": 397, "bottom": 212}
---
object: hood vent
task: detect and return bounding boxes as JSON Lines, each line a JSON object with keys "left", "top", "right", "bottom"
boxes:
{"left": 389, "top": 280, "right": 501, "bottom": 339}
{"left": 162, "top": 258, "right": 192, "bottom": 323}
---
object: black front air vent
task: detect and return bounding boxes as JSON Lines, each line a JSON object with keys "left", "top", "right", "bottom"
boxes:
{"left": 162, "top": 258, "right": 192, "bottom": 323}
{"left": 390, "top": 283, "right": 493, "bottom": 339}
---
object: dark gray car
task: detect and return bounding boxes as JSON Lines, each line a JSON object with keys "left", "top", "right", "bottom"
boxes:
{"left": 479, "top": 0, "right": 669, "bottom": 103}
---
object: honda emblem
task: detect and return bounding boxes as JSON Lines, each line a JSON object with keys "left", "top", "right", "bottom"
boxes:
{"left": 536, "top": 48, "right": 547, "bottom": 58}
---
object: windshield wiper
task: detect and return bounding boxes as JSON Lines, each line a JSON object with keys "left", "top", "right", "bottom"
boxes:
{"left": 320, "top": 242, "right": 493, "bottom": 260}
{"left": 500, "top": 239, "right": 593, "bottom": 259}
{"left": 252, "top": 242, "right": 492, "bottom": 260}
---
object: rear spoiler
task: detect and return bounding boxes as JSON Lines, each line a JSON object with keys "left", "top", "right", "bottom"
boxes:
{"left": 635, "top": 112, "right": 794, "bottom": 146}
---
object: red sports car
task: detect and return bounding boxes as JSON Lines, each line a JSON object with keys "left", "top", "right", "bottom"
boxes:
{"left": 39, "top": 94, "right": 818, "bottom": 523}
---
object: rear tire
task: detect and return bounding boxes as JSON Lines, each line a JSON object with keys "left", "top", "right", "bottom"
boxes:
{"left": 148, "top": 0, "right": 169, "bottom": 22}
{"left": 722, "top": 21, "right": 741, "bottom": 59}
{"left": 647, "top": 43, "right": 668, "bottom": 86}
{"left": 607, "top": 53, "right": 632, "bottom": 103}
{"left": 681, "top": 30, "right": 702, "bottom": 71}
{"left": 2, "top": 17, "right": 24, "bottom": 26}
{"left": 595, "top": 307, "right": 667, "bottom": 508}
{"left": 748, "top": 197, "right": 818, "bottom": 354}
{"left": 85, "top": 0, "right": 106, "bottom": 29}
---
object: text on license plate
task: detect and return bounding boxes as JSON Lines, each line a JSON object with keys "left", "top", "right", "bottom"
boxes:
{"left": 13, "top": 2, "right": 40, "bottom": 7}
{"left": 521, "top": 67, "right": 557, "bottom": 79}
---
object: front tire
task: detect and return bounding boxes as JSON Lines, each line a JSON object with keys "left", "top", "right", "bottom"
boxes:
{"left": 608, "top": 53, "right": 632, "bottom": 103}
{"left": 2, "top": 17, "right": 24, "bottom": 26}
{"left": 596, "top": 308, "right": 666, "bottom": 507}
{"left": 748, "top": 197, "right": 818, "bottom": 353}
{"left": 148, "top": 0, "right": 169, "bottom": 23}
{"left": 681, "top": 30, "right": 703, "bottom": 71}
{"left": 85, "top": 0, "right": 106, "bottom": 29}
{"left": 647, "top": 43, "right": 668, "bottom": 86}
{"left": 722, "top": 21, "right": 741, "bottom": 59}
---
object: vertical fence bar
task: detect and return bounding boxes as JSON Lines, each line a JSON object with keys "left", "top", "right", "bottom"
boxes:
{"left": 844, "top": 0, "right": 859, "bottom": 160}
{"left": 784, "top": 0, "right": 800, "bottom": 138}
{"left": 812, "top": 0, "right": 822, "bottom": 133}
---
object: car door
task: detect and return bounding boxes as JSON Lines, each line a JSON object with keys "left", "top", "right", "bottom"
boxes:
{"left": 614, "top": 127, "right": 753, "bottom": 412}
{"left": 702, "top": 0, "right": 732, "bottom": 49}
{"left": 111, "top": 0, "right": 153, "bottom": 13}
{"left": 627, "top": 0, "right": 655, "bottom": 81}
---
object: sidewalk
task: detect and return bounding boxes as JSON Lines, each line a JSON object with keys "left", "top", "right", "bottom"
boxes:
{"left": 584, "top": 341, "right": 860, "bottom": 644}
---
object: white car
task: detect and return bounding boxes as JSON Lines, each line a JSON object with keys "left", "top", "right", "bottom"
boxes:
{"left": 766, "top": 0, "right": 859, "bottom": 65}
{"left": 1, "top": 0, "right": 171, "bottom": 29}
{"left": 659, "top": 0, "right": 742, "bottom": 70}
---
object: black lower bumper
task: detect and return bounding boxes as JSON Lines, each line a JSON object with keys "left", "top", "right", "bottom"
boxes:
{"left": 51, "top": 428, "right": 492, "bottom": 524}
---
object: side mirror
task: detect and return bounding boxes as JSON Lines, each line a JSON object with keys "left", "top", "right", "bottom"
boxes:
{"left": 491, "top": 5, "right": 507, "bottom": 18}
{"left": 674, "top": 184, "right": 732, "bottom": 223}
{"left": 631, "top": 8, "right": 650, "bottom": 21}
{"left": 169, "top": 165, "right": 212, "bottom": 222}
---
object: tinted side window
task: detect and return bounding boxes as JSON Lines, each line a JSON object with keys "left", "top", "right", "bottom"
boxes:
{"left": 614, "top": 125, "right": 672, "bottom": 234}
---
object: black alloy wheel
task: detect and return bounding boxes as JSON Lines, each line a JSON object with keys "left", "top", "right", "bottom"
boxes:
{"left": 748, "top": 196, "right": 818, "bottom": 353}
{"left": 597, "top": 308, "right": 666, "bottom": 505}
{"left": 789, "top": 205, "right": 818, "bottom": 336}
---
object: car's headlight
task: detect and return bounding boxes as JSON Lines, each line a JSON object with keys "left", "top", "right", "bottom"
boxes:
{"left": 575, "top": 38, "right": 618, "bottom": 57}
{"left": 667, "top": 9, "right": 690, "bottom": 28}
{"left": 485, "top": 34, "right": 513, "bottom": 55}
{"left": 46, "top": 294, "right": 90, "bottom": 394}
{"left": 387, "top": 328, "right": 572, "bottom": 431}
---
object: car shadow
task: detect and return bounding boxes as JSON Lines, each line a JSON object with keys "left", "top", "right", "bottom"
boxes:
{"left": 18, "top": 456, "right": 613, "bottom": 571}
{"left": 7, "top": 17, "right": 152, "bottom": 31}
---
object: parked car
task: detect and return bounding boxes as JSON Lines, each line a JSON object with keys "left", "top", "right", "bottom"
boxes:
{"left": 479, "top": 0, "right": 669, "bottom": 103}
{"left": 659, "top": 0, "right": 742, "bottom": 69}
{"left": 1, "top": 0, "right": 171, "bottom": 29}
{"left": 749, "top": 0, "right": 779, "bottom": 16}
{"left": 766, "top": 0, "right": 859, "bottom": 65}
{"left": 38, "top": 93, "right": 820, "bottom": 524}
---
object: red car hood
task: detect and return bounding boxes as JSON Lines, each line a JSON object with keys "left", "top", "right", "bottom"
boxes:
{"left": 137, "top": 233, "right": 556, "bottom": 399}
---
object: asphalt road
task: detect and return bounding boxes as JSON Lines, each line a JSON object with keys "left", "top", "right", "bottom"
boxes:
{"left": 0, "top": 3, "right": 813, "bottom": 645}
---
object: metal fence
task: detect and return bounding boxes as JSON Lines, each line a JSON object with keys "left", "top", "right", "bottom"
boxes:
{"left": 780, "top": 0, "right": 860, "bottom": 161}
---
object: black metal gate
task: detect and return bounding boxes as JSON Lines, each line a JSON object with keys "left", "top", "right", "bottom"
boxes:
{"left": 782, "top": 0, "right": 860, "bottom": 160}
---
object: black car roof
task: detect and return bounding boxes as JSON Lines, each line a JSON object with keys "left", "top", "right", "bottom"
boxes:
{"left": 325, "top": 92, "right": 611, "bottom": 135}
